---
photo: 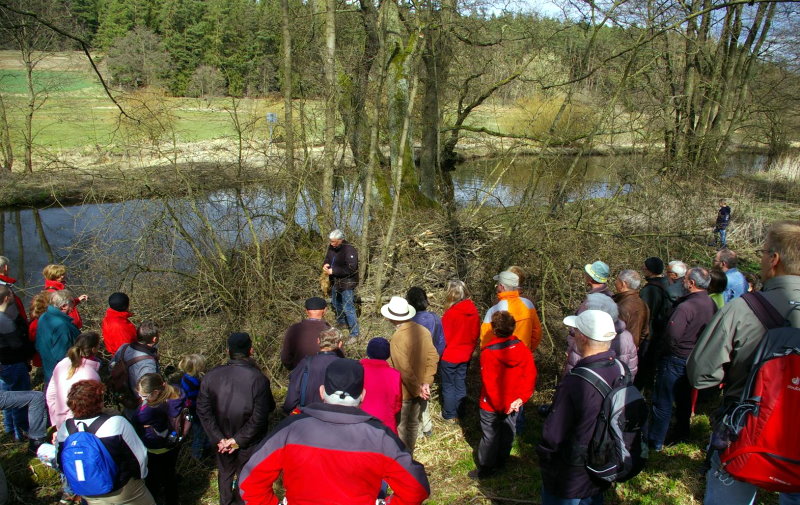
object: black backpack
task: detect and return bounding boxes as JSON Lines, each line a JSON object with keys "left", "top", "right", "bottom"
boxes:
{"left": 570, "top": 359, "right": 649, "bottom": 483}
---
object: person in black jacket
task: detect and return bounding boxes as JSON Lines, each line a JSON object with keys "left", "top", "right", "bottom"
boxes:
{"left": 0, "top": 285, "right": 34, "bottom": 442}
{"left": 282, "top": 328, "right": 343, "bottom": 414}
{"left": 323, "top": 229, "right": 360, "bottom": 339}
{"left": 196, "top": 333, "right": 275, "bottom": 505}
{"left": 635, "top": 256, "right": 673, "bottom": 393}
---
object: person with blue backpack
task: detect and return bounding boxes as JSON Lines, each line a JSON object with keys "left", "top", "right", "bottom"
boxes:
{"left": 56, "top": 379, "right": 154, "bottom": 505}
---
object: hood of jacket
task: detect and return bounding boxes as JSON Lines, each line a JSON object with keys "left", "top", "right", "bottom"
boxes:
{"left": 445, "top": 298, "right": 479, "bottom": 318}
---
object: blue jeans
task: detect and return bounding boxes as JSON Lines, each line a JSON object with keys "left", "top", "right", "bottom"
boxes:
{"left": 0, "top": 362, "right": 32, "bottom": 439}
{"left": 440, "top": 360, "right": 468, "bottom": 419}
{"left": 705, "top": 449, "right": 800, "bottom": 505}
{"left": 541, "top": 486, "right": 604, "bottom": 505}
{"left": 331, "top": 286, "right": 359, "bottom": 337}
{"left": 0, "top": 389, "right": 47, "bottom": 440}
{"left": 648, "top": 355, "right": 691, "bottom": 449}
{"left": 718, "top": 228, "right": 727, "bottom": 248}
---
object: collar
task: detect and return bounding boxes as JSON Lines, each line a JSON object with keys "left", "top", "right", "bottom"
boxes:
{"left": 301, "top": 403, "right": 372, "bottom": 424}
{"left": 0, "top": 274, "right": 16, "bottom": 285}
{"left": 497, "top": 290, "right": 520, "bottom": 301}
{"left": 575, "top": 349, "right": 616, "bottom": 367}
{"left": 45, "top": 279, "right": 66, "bottom": 291}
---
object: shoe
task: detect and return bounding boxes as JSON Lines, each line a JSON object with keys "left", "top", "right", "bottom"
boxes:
{"left": 416, "top": 430, "right": 433, "bottom": 440}
{"left": 468, "top": 467, "right": 494, "bottom": 480}
{"left": 28, "top": 437, "right": 47, "bottom": 455}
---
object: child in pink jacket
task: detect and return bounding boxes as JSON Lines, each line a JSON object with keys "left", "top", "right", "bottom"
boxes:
{"left": 46, "top": 331, "right": 102, "bottom": 429}
{"left": 360, "top": 337, "right": 402, "bottom": 433}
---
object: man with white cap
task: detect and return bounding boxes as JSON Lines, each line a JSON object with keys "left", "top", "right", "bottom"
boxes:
{"left": 537, "top": 310, "right": 618, "bottom": 505}
{"left": 239, "top": 359, "right": 431, "bottom": 505}
{"left": 480, "top": 269, "right": 542, "bottom": 351}
{"left": 382, "top": 296, "right": 439, "bottom": 453}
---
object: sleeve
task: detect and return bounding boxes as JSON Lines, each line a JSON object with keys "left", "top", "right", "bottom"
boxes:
{"left": 423, "top": 337, "right": 439, "bottom": 385}
{"left": 390, "top": 336, "right": 420, "bottom": 397}
{"left": 382, "top": 443, "right": 431, "bottom": 505}
{"left": 687, "top": 307, "right": 734, "bottom": 389}
{"left": 666, "top": 305, "right": 690, "bottom": 350}
{"left": 282, "top": 362, "right": 303, "bottom": 413}
{"left": 45, "top": 373, "right": 58, "bottom": 421}
{"left": 536, "top": 379, "right": 577, "bottom": 470}
{"left": 529, "top": 306, "right": 542, "bottom": 351}
{"left": 517, "top": 350, "right": 537, "bottom": 405}
{"left": 116, "top": 416, "right": 150, "bottom": 479}
{"left": 239, "top": 428, "right": 287, "bottom": 505}
{"left": 279, "top": 327, "right": 295, "bottom": 370}
{"left": 479, "top": 308, "right": 494, "bottom": 348}
{"left": 196, "top": 377, "right": 224, "bottom": 443}
{"left": 432, "top": 316, "right": 445, "bottom": 356}
{"left": 233, "top": 375, "right": 274, "bottom": 448}
{"left": 331, "top": 245, "right": 358, "bottom": 277}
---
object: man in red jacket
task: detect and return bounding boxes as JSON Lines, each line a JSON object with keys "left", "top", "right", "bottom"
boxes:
{"left": 239, "top": 359, "right": 430, "bottom": 505}
{"left": 472, "top": 311, "right": 536, "bottom": 479}
{"left": 101, "top": 292, "right": 137, "bottom": 355}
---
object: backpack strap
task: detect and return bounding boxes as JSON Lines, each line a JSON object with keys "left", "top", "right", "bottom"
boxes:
{"left": 299, "top": 356, "right": 312, "bottom": 407}
{"left": 570, "top": 365, "right": 613, "bottom": 397}
{"left": 67, "top": 414, "right": 111, "bottom": 434}
{"left": 485, "top": 338, "right": 524, "bottom": 351}
{"left": 741, "top": 292, "right": 785, "bottom": 330}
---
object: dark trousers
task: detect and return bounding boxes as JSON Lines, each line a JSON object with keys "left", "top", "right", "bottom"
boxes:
{"left": 145, "top": 448, "right": 179, "bottom": 505}
{"left": 215, "top": 444, "right": 258, "bottom": 505}
{"left": 648, "top": 355, "right": 691, "bottom": 449}
{"left": 440, "top": 360, "right": 468, "bottom": 420}
{"left": 478, "top": 409, "right": 517, "bottom": 471}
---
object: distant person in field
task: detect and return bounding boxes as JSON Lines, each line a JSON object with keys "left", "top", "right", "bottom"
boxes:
{"left": 323, "top": 229, "right": 360, "bottom": 340}
{"left": 280, "top": 296, "right": 331, "bottom": 371}
{"left": 613, "top": 269, "right": 649, "bottom": 348}
{"left": 36, "top": 289, "right": 81, "bottom": 386}
{"left": 43, "top": 264, "right": 87, "bottom": 329}
{"left": 711, "top": 199, "right": 731, "bottom": 249}
{"left": 283, "top": 328, "right": 344, "bottom": 414}
{"left": 101, "top": 292, "right": 137, "bottom": 355}
{"left": 713, "top": 248, "right": 748, "bottom": 303}
{"left": 665, "top": 260, "right": 689, "bottom": 303}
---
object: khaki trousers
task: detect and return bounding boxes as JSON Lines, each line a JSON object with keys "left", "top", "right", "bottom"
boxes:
{"left": 85, "top": 479, "right": 155, "bottom": 505}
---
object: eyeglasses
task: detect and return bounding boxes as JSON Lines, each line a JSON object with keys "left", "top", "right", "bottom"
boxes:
{"left": 756, "top": 249, "right": 774, "bottom": 256}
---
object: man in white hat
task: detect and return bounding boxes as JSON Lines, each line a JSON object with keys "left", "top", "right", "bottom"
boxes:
{"left": 480, "top": 270, "right": 542, "bottom": 351}
{"left": 382, "top": 296, "right": 439, "bottom": 453}
{"left": 538, "top": 310, "right": 618, "bottom": 505}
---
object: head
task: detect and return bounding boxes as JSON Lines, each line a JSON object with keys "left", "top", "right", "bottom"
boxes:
{"left": 227, "top": 332, "right": 252, "bottom": 359}
{"left": 719, "top": 199, "right": 727, "bottom": 207}
{"left": 320, "top": 358, "right": 364, "bottom": 407}
{"left": 66, "top": 380, "right": 105, "bottom": 419}
{"left": 0, "top": 256, "right": 8, "bottom": 275}
{"left": 490, "top": 310, "right": 516, "bottom": 339}
{"left": 708, "top": 269, "right": 728, "bottom": 295}
{"left": 108, "top": 292, "right": 130, "bottom": 312}
{"left": 584, "top": 261, "right": 610, "bottom": 286}
{"left": 507, "top": 266, "right": 527, "bottom": 287}
{"left": 42, "top": 264, "right": 67, "bottom": 282}
{"left": 136, "top": 320, "right": 160, "bottom": 346}
{"left": 366, "top": 337, "right": 390, "bottom": 360}
{"left": 318, "top": 327, "right": 343, "bottom": 351}
{"left": 615, "top": 269, "right": 641, "bottom": 293}
{"left": 714, "top": 249, "right": 738, "bottom": 272}
{"left": 644, "top": 257, "right": 664, "bottom": 277}
{"left": 178, "top": 354, "right": 207, "bottom": 378}
{"left": 304, "top": 296, "right": 327, "bottom": 318}
{"left": 329, "top": 229, "right": 345, "bottom": 249}
{"left": 745, "top": 272, "right": 761, "bottom": 293}
{"left": 761, "top": 221, "right": 800, "bottom": 280}
{"left": 584, "top": 292, "right": 619, "bottom": 322}
{"left": 493, "top": 270, "right": 520, "bottom": 293}
{"left": 0, "top": 285, "right": 10, "bottom": 309}
{"left": 563, "top": 310, "right": 615, "bottom": 357}
{"left": 445, "top": 280, "right": 469, "bottom": 308}
{"left": 406, "top": 286, "right": 429, "bottom": 312}
{"left": 381, "top": 296, "right": 416, "bottom": 325}
{"left": 137, "top": 373, "right": 178, "bottom": 407}
{"left": 684, "top": 266, "right": 711, "bottom": 293}
{"left": 67, "top": 331, "right": 101, "bottom": 376}
{"left": 666, "top": 260, "right": 688, "bottom": 282}
{"left": 28, "top": 291, "right": 51, "bottom": 319}
{"left": 49, "top": 290, "right": 74, "bottom": 313}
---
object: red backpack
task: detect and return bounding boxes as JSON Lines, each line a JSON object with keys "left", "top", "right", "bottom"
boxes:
{"left": 718, "top": 292, "right": 800, "bottom": 492}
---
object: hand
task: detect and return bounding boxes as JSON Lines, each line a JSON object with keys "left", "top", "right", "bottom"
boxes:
{"left": 506, "top": 398, "right": 523, "bottom": 414}
{"left": 217, "top": 438, "right": 238, "bottom": 454}
{"left": 323, "top": 264, "right": 333, "bottom": 275}
{"left": 419, "top": 383, "right": 431, "bottom": 400}
{"left": 78, "top": 294, "right": 89, "bottom": 302}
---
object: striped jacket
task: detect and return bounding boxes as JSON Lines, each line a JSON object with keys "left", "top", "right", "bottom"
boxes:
{"left": 480, "top": 291, "right": 542, "bottom": 351}
{"left": 239, "top": 403, "right": 430, "bottom": 505}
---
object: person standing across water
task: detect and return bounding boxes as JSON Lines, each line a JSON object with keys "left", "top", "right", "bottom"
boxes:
{"left": 323, "top": 229, "right": 359, "bottom": 341}
{"left": 712, "top": 199, "right": 731, "bottom": 249}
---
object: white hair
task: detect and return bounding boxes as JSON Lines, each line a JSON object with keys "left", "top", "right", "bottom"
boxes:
{"left": 584, "top": 292, "right": 619, "bottom": 322}
{"left": 617, "top": 269, "right": 641, "bottom": 290}
{"left": 322, "top": 390, "right": 362, "bottom": 407}
{"left": 329, "top": 229, "right": 345, "bottom": 240}
{"left": 0, "top": 256, "right": 8, "bottom": 269}
{"left": 668, "top": 260, "right": 687, "bottom": 277}
{"left": 49, "top": 289, "right": 74, "bottom": 308}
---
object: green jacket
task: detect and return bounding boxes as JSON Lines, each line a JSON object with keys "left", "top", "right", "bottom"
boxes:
{"left": 687, "top": 275, "right": 800, "bottom": 404}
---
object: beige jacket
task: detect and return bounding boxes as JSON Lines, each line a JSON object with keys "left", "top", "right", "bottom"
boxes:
{"left": 389, "top": 321, "right": 439, "bottom": 400}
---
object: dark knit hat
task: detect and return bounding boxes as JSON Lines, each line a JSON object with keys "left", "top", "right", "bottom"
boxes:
{"left": 324, "top": 359, "right": 364, "bottom": 400}
{"left": 644, "top": 257, "right": 664, "bottom": 275}
{"left": 305, "top": 297, "right": 327, "bottom": 310}
{"left": 108, "top": 292, "right": 130, "bottom": 312}
{"left": 227, "top": 332, "right": 252, "bottom": 355}
{"left": 366, "top": 337, "right": 390, "bottom": 360}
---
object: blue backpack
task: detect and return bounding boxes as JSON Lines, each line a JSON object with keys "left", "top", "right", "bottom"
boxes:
{"left": 60, "top": 415, "right": 119, "bottom": 497}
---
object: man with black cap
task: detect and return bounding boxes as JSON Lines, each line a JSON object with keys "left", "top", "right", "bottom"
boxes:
{"left": 239, "top": 359, "right": 430, "bottom": 505}
{"left": 280, "top": 296, "right": 332, "bottom": 370}
{"left": 197, "top": 332, "right": 276, "bottom": 505}
{"left": 636, "top": 256, "right": 673, "bottom": 392}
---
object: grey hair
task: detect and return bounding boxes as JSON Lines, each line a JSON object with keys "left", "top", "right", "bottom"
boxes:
{"left": 49, "top": 289, "right": 74, "bottom": 308}
{"left": 687, "top": 266, "right": 711, "bottom": 290}
{"left": 584, "top": 292, "right": 619, "bottom": 322}
{"left": 617, "top": 269, "right": 641, "bottom": 290}
{"left": 0, "top": 256, "right": 7, "bottom": 269}
{"left": 329, "top": 229, "right": 345, "bottom": 240}
{"left": 322, "top": 389, "right": 362, "bottom": 407}
{"left": 668, "top": 260, "right": 688, "bottom": 277}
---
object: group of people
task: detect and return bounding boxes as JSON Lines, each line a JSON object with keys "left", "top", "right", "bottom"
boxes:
{"left": 1, "top": 219, "right": 799, "bottom": 505}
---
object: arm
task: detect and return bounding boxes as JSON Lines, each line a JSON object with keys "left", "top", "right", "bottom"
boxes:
{"left": 687, "top": 308, "right": 732, "bottom": 389}
{"left": 529, "top": 306, "right": 542, "bottom": 351}
{"left": 117, "top": 416, "right": 150, "bottom": 479}
{"left": 330, "top": 245, "right": 358, "bottom": 277}
{"left": 390, "top": 335, "right": 421, "bottom": 398}
{"left": 665, "top": 305, "right": 690, "bottom": 352}
{"left": 383, "top": 453, "right": 431, "bottom": 505}
{"left": 232, "top": 375, "right": 273, "bottom": 448}
{"left": 196, "top": 379, "right": 225, "bottom": 444}
{"left": 536, "top": 379, "right": 576, "bottom": 466}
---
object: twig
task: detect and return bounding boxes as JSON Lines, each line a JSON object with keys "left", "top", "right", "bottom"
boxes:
{"left": 483, "top": 495, "right": 539, "bottom": 504}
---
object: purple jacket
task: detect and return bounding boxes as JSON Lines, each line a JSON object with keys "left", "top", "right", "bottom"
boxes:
{"left": 411, "top": 310, "right": 445, "bottom": 356}
{"left": 564, "top": 320, "right": 638, "bottom": 378}
{"left": 133, "top": 394, "right": 186, "bottom": 450}
{"left": 538, "top": 350, "right": 618, "bottom": 499}
{"left": 666, "top": 291, "right": 717, "bottom": 359}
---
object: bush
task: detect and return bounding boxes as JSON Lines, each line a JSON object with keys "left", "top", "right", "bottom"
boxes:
{"left": 107, "top": 27, "right": 171, "bottom": 89}
{"left": 186, "top": 66, "right": 226, "bottom": 98}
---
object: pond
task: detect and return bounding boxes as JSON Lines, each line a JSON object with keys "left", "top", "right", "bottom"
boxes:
{"left": 0, "top": 152, "right": 770, "bottom": 298}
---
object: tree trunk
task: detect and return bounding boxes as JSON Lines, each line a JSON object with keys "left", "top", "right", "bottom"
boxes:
{"left": 0, "top": 92, "right": 13, "bottom": 172}
{"left": 321, "top": 0, "right": 336, "bottom": 231}
{"left": 23, "top": 45, "right": 35, "bottom": 174}
{"left": 280, "top": 0, "right": 298, "bottom": 227}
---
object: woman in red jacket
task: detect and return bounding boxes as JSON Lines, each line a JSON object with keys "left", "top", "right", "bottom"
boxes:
{"left": 42, "top": 264, "right": 87, "bottom": 329}
{"left": 440, "top": 280, "right": 480, "bottom": 422}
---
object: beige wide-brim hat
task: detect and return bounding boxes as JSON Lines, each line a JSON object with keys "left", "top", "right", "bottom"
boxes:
{"left": 381, "top": 296, "right": 416, "bottom": 321}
